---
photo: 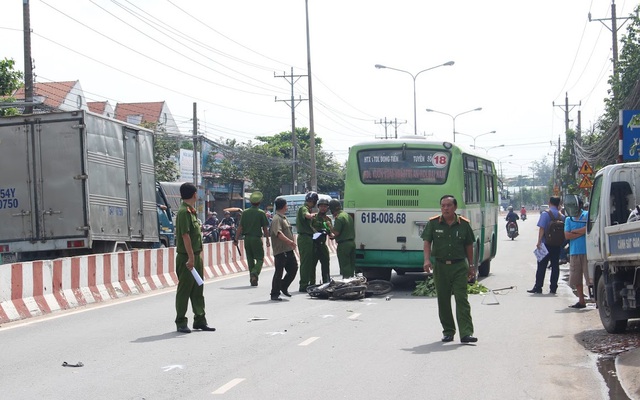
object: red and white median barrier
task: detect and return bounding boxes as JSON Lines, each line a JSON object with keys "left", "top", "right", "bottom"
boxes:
{"left": 0, "top": 237, "right": 311, "bottom": 324}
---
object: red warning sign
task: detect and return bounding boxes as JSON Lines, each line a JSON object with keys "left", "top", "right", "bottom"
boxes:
{"left": 578, "top": 175, "right": 593, "bottom": 189}
{"left": 579, "top": 161, "right": 594, "bottom": 175}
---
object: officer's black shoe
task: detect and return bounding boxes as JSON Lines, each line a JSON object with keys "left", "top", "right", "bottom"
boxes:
{"left": 461, "top": 335, "right": 478, "bottom": 343}
{"left": 177, "top": 326, "right": 192, "bottom": 334}
{"left": 281, "top": 289, "right": 292, "bottom": 297}
{"left": 193, "top": 325, "right": 216, "bottom": 331}
{"left": 270, "top": 296, "right": 283, "bottom": 301}
{"left": 527, "top": 287, "right": 542, "bottom": 294}
{"left": 441, "top": 335, "right": 454, "bottom": 342}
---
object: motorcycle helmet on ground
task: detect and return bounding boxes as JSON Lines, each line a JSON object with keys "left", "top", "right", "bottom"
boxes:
{"left": 305, "top": 191, "right": 319, "bottom": 205}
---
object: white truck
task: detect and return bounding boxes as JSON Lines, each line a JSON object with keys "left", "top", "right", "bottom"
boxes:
{"left": 565, "top": 162, "right": 640, "bottom": 333}
{"left": 0, "top": 110, "right": 174, "bottom": 262}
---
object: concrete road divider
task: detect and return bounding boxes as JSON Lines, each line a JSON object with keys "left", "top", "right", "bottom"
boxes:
{"left": 0, "top": 236, "right": 335, "bottom": 324}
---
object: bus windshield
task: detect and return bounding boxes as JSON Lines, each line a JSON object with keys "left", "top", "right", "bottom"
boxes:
{"left": 358, "top": 149, "right": 450, "bottom": 184}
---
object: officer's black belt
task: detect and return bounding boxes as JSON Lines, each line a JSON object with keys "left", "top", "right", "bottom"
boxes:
{"left": 436, "top": 258, "right": 465, "bottom": 265}
{"left": 337, "top": 239, "right": 354, "bottom": 244}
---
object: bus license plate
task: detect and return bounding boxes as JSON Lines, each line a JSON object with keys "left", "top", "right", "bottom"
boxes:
{"left": 359, "top": 212, "right": 406, "bottom": 224}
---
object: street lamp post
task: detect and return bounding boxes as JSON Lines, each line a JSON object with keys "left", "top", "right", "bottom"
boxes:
{"left": 425, "top": 107, "right": 482, "bottom": 142}
{"left": 496, "top": 154, "right": 513, "bottom": 178}
{"left": 455, "top": 130, "right": 496, "bottom": 148}
{"left": 471, "top": 144, "right": 505, "bottom": 154}
{"left": 375, "top": 61, "right": 455, "bottom": 135}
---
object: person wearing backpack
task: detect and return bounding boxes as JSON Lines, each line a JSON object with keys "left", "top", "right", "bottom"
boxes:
{"left": 528, "top": 196, "right": 565, "bottom": 294}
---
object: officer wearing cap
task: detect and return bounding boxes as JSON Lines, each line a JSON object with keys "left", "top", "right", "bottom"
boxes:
{"left": 329, "top": 199, "right": 356, "bottom": 278}
{"left": 296, "top": 191, "right": 318, "bottom": 291}
{"left": 235, "top": 191, "right": 270, "bottom": 286}
{"left": 312, "top": 197, "right": 333, "bottom": 283}
{"left": 421, "top": 194, "right": 477, "bottom": 344}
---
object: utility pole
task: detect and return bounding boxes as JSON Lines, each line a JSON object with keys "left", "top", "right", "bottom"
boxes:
{"left": 275, "top": 68, "right": 308, "bottom": 194}
{"left": 192, "top": 102, "right": 201, "bottom": 219}
{"left": 392, "top": 118, "right": 406, "bottom": 139}
{"left": 23, "top": 0, "right": 34, "bottom": 114}
{"left": 375, "top": 117, "right": 393, "bottom": 139}
{"left": 305, "top": 0, "right": 317, "bottom": 192}
{"left": 589, "top": 0, "right": 636, "bottom": 94}
{"left": 553, "top": 93, "right": 581, "bottom": 178}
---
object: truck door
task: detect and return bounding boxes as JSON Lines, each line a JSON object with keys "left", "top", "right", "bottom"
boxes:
{"left": 37, "top": 117, "right": 86, "bottom": 240}
{"left": 124, "top": 128, "right": 144, "bottom": 239}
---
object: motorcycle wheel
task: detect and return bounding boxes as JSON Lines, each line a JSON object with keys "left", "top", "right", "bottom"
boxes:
{"left": 366, "top": 280, "right": 393, "bottom": 296}
{"left": 331, "top": 285, "right": 367, "bottom": 300}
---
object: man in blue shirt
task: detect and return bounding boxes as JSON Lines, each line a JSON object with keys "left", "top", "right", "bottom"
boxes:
{"left": 565, "top": 200, "right": 589, "bottom": 308}
{"left": 528, "top": 196, "right": 565, "bottom": 294}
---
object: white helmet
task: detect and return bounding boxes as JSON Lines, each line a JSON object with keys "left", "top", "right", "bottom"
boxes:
{"left": 508, "top": 206, "right": 513, "bottom": 211}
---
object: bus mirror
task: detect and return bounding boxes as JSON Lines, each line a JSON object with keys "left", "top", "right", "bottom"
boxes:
{"left": 563, "top": 195, "right": 581, "bottom": 218}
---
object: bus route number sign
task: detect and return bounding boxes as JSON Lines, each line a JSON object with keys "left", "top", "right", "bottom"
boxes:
{"left": 360, "top": 212, "right": 406, "bottom": 224}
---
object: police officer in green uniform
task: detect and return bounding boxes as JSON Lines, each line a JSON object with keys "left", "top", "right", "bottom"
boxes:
{"left": 329, "top": 199, "right": 356, "bottom": 278}
{"left": 421, "top": 195, "right": 477, "bottom": 344}
{"left": 175, "top": 182, "right": 215, "bottom": 333}
{"left": 312, "top": 198, "right": 333, "bottom": 283}
{"left": 235, "top": 191, "right": 270, "bottom": 286}
{"left": 297, "top": 192, "right": 318, "bottom": 291}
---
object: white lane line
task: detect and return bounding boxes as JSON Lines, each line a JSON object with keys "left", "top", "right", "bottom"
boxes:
{"left": 348, "top": 313, "right": 361, "bottom": 320}
{"left": 212, "top": 378, "right": 245, "bottom": 395}
{"left": 298, "top": 336, "right": 320, "bottom": 346}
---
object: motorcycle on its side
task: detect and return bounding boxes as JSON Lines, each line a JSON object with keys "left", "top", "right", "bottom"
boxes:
{"left": 507, "top": 221, "right": 519, "bottom": 240}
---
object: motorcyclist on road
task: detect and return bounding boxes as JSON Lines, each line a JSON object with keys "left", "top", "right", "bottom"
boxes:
{"left": 218, "top": 211, "right": 237, "bottom": 240}
{"left": 505, "top": 206, "right": 520, "bottom": 234}
{"left": 205, "top": 211, "right": 218, "bottom": 227}
{"left": 520, "top": 206, "right": 527, "bottom": 220}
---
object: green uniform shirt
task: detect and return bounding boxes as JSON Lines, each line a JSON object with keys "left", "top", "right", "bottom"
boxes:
{"left": 312, "top": 213, "right": 332, "bottom": 232}
{"left": 175, "top": 201, "right": 202, "bottom": 254}
{"left": 296, "top": 204, "right": 314, "bottom": 235}
{"left": 333, "top": 211, "right": 355, "bottom": 243}
{"left": 239, "top": 206, "right": 269, "bottom": 237}
{"left": 421, "top": 214, "right": 474, "bottom": 259}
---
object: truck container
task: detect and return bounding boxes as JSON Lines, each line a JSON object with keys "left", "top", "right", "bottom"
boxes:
{"left": 565, "top": 162, "right": 640, "bottom": 333}
{"left": 0, "top": 110, "right": 173, "bottom": 261}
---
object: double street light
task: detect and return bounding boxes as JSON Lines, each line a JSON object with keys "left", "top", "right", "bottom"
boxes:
{"left": 455, "top": 130, "right": 496, "bottom": 148}
{"left": 375, "top": 61, "right": 455, "bottom": 135}
{"left": 471, "top": 144, "right": 505, "bottom": 154}
{"left": 425, "top": 107, "right": 482, "bottom": 142}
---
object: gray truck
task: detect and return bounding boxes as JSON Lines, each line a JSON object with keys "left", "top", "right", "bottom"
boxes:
{"left": 565, "top": 162, "right": 640, "bottom": 333}
{"left": 0, "top": 110, "right": 174, "bottom": 262}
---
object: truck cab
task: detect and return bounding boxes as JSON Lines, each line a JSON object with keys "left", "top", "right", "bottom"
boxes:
{"left": 565, "top": 162, "right": 640, "bottom": 333}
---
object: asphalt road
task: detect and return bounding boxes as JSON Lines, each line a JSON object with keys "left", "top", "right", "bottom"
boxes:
{"left": 0, "top": 214, "right": 611, "bottom": 399}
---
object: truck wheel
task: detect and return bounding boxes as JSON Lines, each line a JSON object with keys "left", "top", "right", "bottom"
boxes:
{"left": 478, "top": 260, "right": 490, "bottom": 277}
{"left": 597, "top": 278, "right": 628, "bottom": 333}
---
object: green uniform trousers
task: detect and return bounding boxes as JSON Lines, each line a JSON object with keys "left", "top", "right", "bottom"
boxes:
{"left": 316, "top": 242, "right": 330, "bottom": 283}
{"left": 297, "top": 234, "right": 317, "bottom": 290}
{"left": 433, "top": 260, "right": 474, "bottom": 337}
{"left": 175, "top": 252, "right": 207, "bottom": 328}
{"left": 243, "top": 236, "right": 265, "bottom": 278}
{"left": 336, "top": 240, "right": 356, "bottom": 278}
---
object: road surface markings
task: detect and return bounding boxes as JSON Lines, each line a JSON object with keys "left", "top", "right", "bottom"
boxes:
{"left": 162, "top": 364, "right": 184, "bottom": 372}
{"left": 212, "top": 378, "right": 245, "bottom": 395}
{"left": 299, "top": 337, "right": 320, "bottom": 346}
{"left": 348, "top": 313, "right": 361, "bottom": 320}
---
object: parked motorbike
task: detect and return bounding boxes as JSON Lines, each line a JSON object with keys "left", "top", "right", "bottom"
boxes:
{"left": 202, "top": 224, "right": 218, "bottom": 243}
{"left": 507, "top": 221, "right": 519, "bottom": 240}
{"left": 218, "top": 224, "right": 233, "bottom": 242}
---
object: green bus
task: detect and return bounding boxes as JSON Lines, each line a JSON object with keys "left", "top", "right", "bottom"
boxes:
{"left": 343, "top": 138, "right": 499, "bottom": 281}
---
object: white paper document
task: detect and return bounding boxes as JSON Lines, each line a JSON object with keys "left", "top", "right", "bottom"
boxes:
{"left": 533, "top": 245, "right": 549, "bottom": 262}
{"left": 191, "top": 268, "right": 204, "bottom": 286}
{"left": 312, "top": 232, "right": 323, "bottom": 240}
